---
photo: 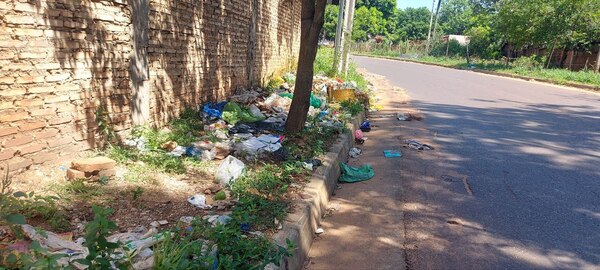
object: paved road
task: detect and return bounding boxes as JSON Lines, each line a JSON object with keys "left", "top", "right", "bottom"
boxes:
{"left": 351, "top": 56, "right": 600, "bottom": 270}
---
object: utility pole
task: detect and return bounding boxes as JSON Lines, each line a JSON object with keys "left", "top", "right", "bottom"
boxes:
{"left": 341, "top": 0, "right": 356, "bottom": 76}
{"left": 333, "top": 0, "right": 346, "bottom": 73}
{"left": 431, "top": 0, "right": 443, "bottom": 42}
{"left": 425, "top": 0, "right": 436, "bottom": 54}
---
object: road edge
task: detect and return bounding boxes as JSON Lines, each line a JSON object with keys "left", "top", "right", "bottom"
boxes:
{"left": 353, "top": 54, "right": 600, "bottom": 93}
{"left": 267, "top": 113, "right": 365, "bottom": 270}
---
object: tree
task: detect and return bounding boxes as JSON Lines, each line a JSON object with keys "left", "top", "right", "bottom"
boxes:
{"left": 352, "top": 6, "right": 386, "bottom": 41}
{"left": 438, "top": 0, "right": 474, "bottom": 35}
{"left": 285, "top": 0, "right": 327, "bottom": 133}
{"left": 355, "top": 0, "right": 397, "bottom": 18}
{"left": 395, "top": 7, "right": 432, "bottom": 40}
{"left": 322, "top": 5, "right": 339, "bottom": 40}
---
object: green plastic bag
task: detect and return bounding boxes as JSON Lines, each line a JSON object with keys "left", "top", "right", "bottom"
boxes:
{"left": 222, "top": 102, "right": 263, "bottom": 125}
{"left": 279, "top": 93, "right": 323, "bottom": 108}
{"left": 339, "top": 162, "right": 375, "bottom": 183}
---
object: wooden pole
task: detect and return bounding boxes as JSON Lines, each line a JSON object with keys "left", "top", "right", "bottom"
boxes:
{"left": 341, "top": 0, "right": 356, "bottom": 76}
{"left": 425, "top": 0, "right": 436, "bottom": 53}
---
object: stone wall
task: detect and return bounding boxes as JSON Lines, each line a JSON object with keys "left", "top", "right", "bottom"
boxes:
{"left": 0, "top": 0, "right": 301, "bottom": 172}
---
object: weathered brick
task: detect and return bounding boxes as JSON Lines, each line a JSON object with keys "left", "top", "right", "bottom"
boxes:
{"left": 32, "top": 152, "right": 56, "bottom": 164}
{"left": 35, "top": 128, "right": 59, "bottom": 139}
{"left": 0, "top": 52, "right": 15, "bottom": 60}
{"left": 0, "top": 127, "right": 18, "bottom": 137}
{"left": 19, "top": 52, "right": 47, "bottom": 59}
{"left": 0, "top": 88, "right": 26, "bottom": 96}
{"left": 44, "top": 95, "right": 70, "bottom": 104}
{"left": 29, "top": 108, "right": 56, "bottom": 117}
{"left": 0, "top": 77, "right": 14, "bottom": 84}
{"left": 71, "top": 156, "right": 116, "bottom": 172}
{"left": 14, "top": 3, "right": 37, "bottom": 12}
{"left": 15, "top": 98, "right": 44, "bottom": 107}
{"left": 0, "top": 148, "right": 17, "bottom": 161}
{"left": 4, "top": 135, "right": 33, "bottom": 147}
{"left": 8, "top": 157, "right": 32, "bottom": 171}
{"left": 17, "top": 75, "right": 45, "bottom": 84}
{"left": 66, "top": 168, "right": 86, "bottom": 180}
{"left": 18, "top": 143, "right": 46, "bottom": 155}
{"left": 48, "top": 117, "right": 71, "bottom": 126}
{"left": 45, "top": 73, "right": 70, "bottom": 82}
{"left": 5, "top": 15, "right": 35, "bottom": 25}
{"left": 47, "top": 136, "right": 73, "bottom": 148}
{"left": 18, "top": 121, "right": 47, "bottom": 131}
{"left": 28, "top": 85, "right": 56, "bottom": 94}
{"left": 0, "top": 110, "right": 28, "bottom": 122}
{"left": 35, "top": 63, "right": 62, "bottom": 70}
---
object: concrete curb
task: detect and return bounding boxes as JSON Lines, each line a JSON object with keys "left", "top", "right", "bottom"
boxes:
{"left": 268, "top": 113, "right": 365, "bottom": 270}
{"left": 353, "top": 54, "right": 600, "bottom": 92}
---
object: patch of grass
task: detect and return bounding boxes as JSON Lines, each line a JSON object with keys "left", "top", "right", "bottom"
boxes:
{"left": 340, "top": 99, "right": 364, "bottom": 116}
{"left": 284, "top": 122, "right": 340, "bottom": 160}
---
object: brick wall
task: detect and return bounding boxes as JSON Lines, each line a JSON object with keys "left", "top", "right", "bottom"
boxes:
{"left": 0, "top": 0, "right": 301, "bottom": 173}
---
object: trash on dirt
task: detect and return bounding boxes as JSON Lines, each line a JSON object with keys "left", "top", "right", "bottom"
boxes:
{"left": 303, "top": 162, "right": 314, "bottom": 171}
{"left": 203, "top": 101, "right": 228, "bottom": 119}
{"left": 192, "top": 140, "right": 215, "bottom": 150}
{"left": 305, "top": 159, "right": 322, "bottom": 168}
{"left": 124, "top": 137, "right": 148, "bottom": 151}
{"left": 188, "top": 194, "right": 212, "bottom": 209}
{"left": 204, "top": 120, "right": 228, "bottom": 131}
{"left": 248, "top": 104, "right": 266, "bottom": 119}
{"left": 339, "top": 162, "right": 375, "bottom": 183}
{"left": 168, "top": 146, "right": 187, "bottom": 157}
{"left": 204, "top": 215, "right": 232, "bottom": 226}
{"left": 214, "top": 129, "right": 229, "bottom": 140}
{"left": 349, "top": 147, "right": 362, "bottom": 158}
{"left": 222, "top": 102, "right": 264, "bottom": 125}
{"left": 215, "top": 155, "right": 245, "bottom": 185}
{"left": 360, "top": 121, "right": 371, "bottom": 132}
{"left": 179, "top": 216, "right": 195, "bottom": 224}
{"left": 404, "top": 140, "right": 434, "bottom": 151}
{"left": 21, "top": 224, "right": 86, "bottom": 253}
{"left": 235, "top": 135, "right": 282, "bottom": 155}
{"left": 160, "top": 141, "right": 178, "bottom": 151}
{"left": 355, "top": 138, "right": 365, "bottom": 145}
{"left": 383, "top": 150, "right": 402, "bottom": 158}
{"left": 315, "top": 227, "right": 325, "bottom": 235}
{"left": 355, "top": 129, "right": 364, "bottom": 140}
{"left": 397, "top": 112, "right": 424, "bottom": 121}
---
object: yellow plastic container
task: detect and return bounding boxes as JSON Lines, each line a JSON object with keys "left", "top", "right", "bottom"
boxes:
{"left": 331, "top": 88, "right": 356, "bottom": 102}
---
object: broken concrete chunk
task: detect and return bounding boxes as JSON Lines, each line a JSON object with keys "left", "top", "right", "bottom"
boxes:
{"left": 71, "top": 156, "right": 116, "bottom": 173}
{"left": 66, "top": 168, "right": 86, "bottom": 180}
{"left": 97, "top": 168, "right": 116, "bottom": 178}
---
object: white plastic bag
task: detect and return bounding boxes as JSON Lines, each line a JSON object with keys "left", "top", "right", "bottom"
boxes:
{"left": 215, "top": 155, "right": 245, "bottom": 185}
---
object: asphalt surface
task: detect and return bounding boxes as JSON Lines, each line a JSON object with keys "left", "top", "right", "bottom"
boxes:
{"left": 349, "top": 56, "right": 600, "bottom": 270}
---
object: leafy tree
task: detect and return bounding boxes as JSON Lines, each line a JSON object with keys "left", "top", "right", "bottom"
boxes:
{"left": 355, "top": 0, "right": 397, "bottom": 18}
{"left": 395, "top": 7, "right": 432, "bottom": 40}
{"left": 352, "top": 6, "right": 386, "bottom": 41}
{"left": 322, "top": 5, "right": 339, "bottom": 40}
{"left": 438, "top": 0, "right": 474, "bottom": 35}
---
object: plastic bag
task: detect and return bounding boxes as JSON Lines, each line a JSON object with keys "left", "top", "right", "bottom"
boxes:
{"left": 203, "top": 102, "right": 228, "bottom": 118}
{"left": 339, "top": 162, "right": 374, "bottom": 183}
{"left": 222, "top": 102, "right": 263, "bottom": 125}
{"left": 215, "top": 155, "right": 245, "bottom": 185}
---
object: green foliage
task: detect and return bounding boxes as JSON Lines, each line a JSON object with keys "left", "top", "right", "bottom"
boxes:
{"left": 340, "top": 99, "right": 364, "bottom": 116}
{"left": 438, "top": 0, "right": 474, "bottom": 35}
{"left": 76, "top": 206, "right": 130, "bottom": 269}
{"left": 0, "top": 183, "right": 69, "bottom": 231}
{"left": 322, "top": 5, "right": 339, "bottom": 40}
{"left": 314, "top": 47, "right": 368, "bottom": 91}
{"left": 393, "top": 7, "right": 432, "bottom": 41}
{"left": 356, "top": 0, "right": 397, "bottom": 18}
{"left": 430, "top": 39, "right": 467, "bottom": 57}
{"left": 352, "top": 6, "right": 386, "bottom": 42}
{"left": 95, "top": 103, "right": 116, "bottom": 147}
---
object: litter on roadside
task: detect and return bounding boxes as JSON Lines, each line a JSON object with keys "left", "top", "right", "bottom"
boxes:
{"left": 339, "top": 162, "right": 375, "bottom": 183}
{"left": 188, "top": 194, "right": 212, "bottom": 209}
{"left": 360, "top": 121, "right": 371, "bottom": 132}
{"left": 215, "top": 155, "right": 245, "bottom": 185}
{"left": 383, "top": 150, "right": 402, "bottom": 158}
{"left": 404, "top": 140, "right": 434, "bottom": 151}
{"left": 397, "top": 112, "right": 424, "bottom": 121}
{"left": 349, "top": 147, "right": 362, "bottom": 158}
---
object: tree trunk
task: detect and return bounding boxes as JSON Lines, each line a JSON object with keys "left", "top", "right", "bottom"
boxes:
{"left": 546, "top": 41, "right": 556, "bottom": 69}
{"left": 285, "top": 0, "right": 327, "bottom": 133}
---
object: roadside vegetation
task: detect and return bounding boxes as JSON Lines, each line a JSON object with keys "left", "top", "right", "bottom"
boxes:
{"left": 325, "top": 0, "right": 600, "bottom": 88}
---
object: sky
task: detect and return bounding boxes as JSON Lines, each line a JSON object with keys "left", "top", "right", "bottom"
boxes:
{"left": 397, "top": 0, "right": 432, "bottom": 9}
